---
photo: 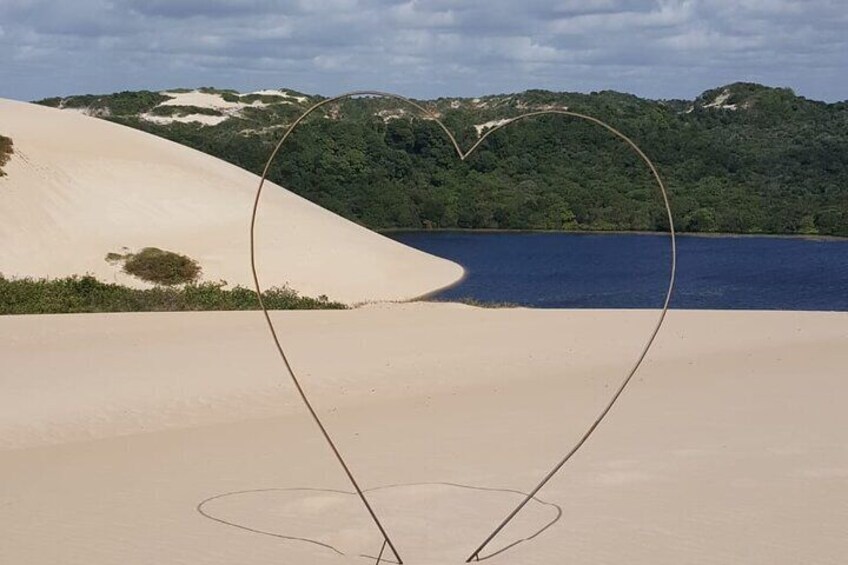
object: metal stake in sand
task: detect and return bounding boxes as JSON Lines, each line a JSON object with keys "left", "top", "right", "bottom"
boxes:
{"left": 250, "top": 93, "right": 422, "bottom": 565}
{"left": 462, "top": 113, "right": 676, "bottom": 562}
{"left": 250, "top": 91, "right": 676, "bottom": 564}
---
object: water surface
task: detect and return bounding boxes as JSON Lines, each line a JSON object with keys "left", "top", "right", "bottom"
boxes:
{"left": 389, "top": 232, "right": 848, "bottom": 311}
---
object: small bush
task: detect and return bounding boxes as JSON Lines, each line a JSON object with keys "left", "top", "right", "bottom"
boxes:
{"left": 35, "top": 97, "right": 63, "bottom": 108}
{"left": 0, "top": 275, "right": 346, "bottom": 314}
{"left": 121, "top": 247, "right": 202, "bottom": 285}
{"left": 0, "top": 135, "right": 13, "bottom": 176}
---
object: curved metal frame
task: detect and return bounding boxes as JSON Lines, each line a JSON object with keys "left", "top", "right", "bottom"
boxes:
{"left": 249, "top": 91, "right": 677, "bottom": 564}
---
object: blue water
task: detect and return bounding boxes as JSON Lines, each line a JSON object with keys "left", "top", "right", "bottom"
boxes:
{"left": 388, "top": 232, "right": 848, "bottom": 311}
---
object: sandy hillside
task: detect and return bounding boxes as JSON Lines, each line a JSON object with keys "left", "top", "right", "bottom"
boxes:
{"left": 0, "top": 98, "right": 462, "bottom": 303}
{"left": 1, "top": 305, "right": 846, "bottom": 564}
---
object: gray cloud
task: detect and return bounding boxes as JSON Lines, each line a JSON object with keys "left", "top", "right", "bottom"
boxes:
{"left": 0, "top": 0, "right": 845, "bottom": 102}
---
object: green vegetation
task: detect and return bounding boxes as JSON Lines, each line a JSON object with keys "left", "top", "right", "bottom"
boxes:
{"left": 0, "top": 134, "right": 12, "bottom": 176}
{"left": 0, "top": 275, "right": 345, "bottom": 314}
{"left": 116, "top": 247, "right": 202, "bottom": 286}
{"left": 198, "top": 86, "right": 240, "bottom": 95}
{"left": 38, "top": 91, "right": 169, "bottom": 116}
{"left": 35, "top": 82, "right": 848, "bottom": 236}
{"left": 149, "top": 105, "right": 223, "bottom": 117}
{"left": 239, "top": 93, "right": 292, "bottom": 105}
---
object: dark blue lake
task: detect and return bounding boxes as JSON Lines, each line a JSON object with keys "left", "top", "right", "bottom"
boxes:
{"left": 388, "top": 232, "right": 848, "bottom": 311}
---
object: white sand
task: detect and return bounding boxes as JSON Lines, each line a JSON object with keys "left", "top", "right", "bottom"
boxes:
{"left": 703, "top": 88, "right": 738, "bottom": 110}
{"left": 159, "top": 90, "right": 247, "bottom": 110}
{"left": 144, "top": 91, "right": 266, "bottom": 125}
{"left": 248, "top": 89, "right": 308, "bottom": 103}
{"left": 474, "top": 118, "right": 512, "bottom": 136}
{"left": 2, "top": 91, "right": 845, "bottom": 565}
{"left": 1, "top": 306, "right": 846, "bottom": 563}
{"left": 0, "top": 98, "right": 463, "bottom": 303}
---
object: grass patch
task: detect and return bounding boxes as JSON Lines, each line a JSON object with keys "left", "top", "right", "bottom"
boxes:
{"left": 0, "top": 135, "right": 13, "bottom": 176}
{"left": 118, "top": 247, "right": 202, "bottom": 286}
{"left": 0, "top": 275, "right": 346, "bottom": 314}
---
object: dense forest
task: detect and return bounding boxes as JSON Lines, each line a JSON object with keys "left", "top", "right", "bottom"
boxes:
{"left": 37, "top": 83, "right": 848, "bottom": 236}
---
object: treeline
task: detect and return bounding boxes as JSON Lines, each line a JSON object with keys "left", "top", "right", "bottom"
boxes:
{"left": 38, "top": 90, "right": 170, "bottom": 116}
{"left": 40, "top": 83, "right": 848, "bottom": 236}
{"left": 0, "top": 275, "right": 346, "bottom": 315}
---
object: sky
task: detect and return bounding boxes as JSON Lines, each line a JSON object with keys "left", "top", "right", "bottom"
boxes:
{"left": 1, "top": 0, "right": 846, "bottom": 103}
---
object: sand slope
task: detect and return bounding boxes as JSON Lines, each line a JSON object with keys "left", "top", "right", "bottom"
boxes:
{"left": 1, "top": 306, "right": 846, "bottom": 563}
{"left": 0, "top": 98, "right": 462, "bottom": 303}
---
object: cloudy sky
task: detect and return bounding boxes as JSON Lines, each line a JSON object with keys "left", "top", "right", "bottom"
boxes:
{"left": 1, "top": 0, "right": 845, "bottom": 102}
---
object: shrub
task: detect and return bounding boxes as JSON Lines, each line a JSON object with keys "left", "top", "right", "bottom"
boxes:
{"left": 35, "top": 97, "right": 63, "bottom": 108}
{"left": 149, "top": 105, "right": 223, "bottom": 117}
{"left": 96, "top": 91, "right": 170, "bottom": 115}
{"left": 34, "top": 92, "right": 168, "bottom": 116}
{"left": 121, "top": 247, "right": 202, "bottom": 285}
{"left": 0, "top": 275, "right": 346, "bottom": 314}
{"left": 0, "top": 135, "right": 12, "bottom": 176}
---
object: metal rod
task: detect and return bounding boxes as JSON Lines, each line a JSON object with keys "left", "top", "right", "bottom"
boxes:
{"left": 464, "top": 112, "right": 676, "bottom": 562}
{"left": 375, "top": 539, "right": 387, "bottom": 565}
{"left": 250, "top": 92, "right": 676, "bottom": 564}
{"left": 249, "top": 93, "right": 425, "bottom": 565}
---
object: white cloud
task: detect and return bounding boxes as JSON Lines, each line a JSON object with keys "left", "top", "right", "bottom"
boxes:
{"left": 0, "top": 0, "right": 844, "bottom": 102}
{"left": 391, "top": 1, "right": 456, "bottom": 27}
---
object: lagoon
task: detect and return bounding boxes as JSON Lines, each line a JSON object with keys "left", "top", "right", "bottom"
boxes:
{"left": 389, "top": 232, "right": 848, "bottom": 311}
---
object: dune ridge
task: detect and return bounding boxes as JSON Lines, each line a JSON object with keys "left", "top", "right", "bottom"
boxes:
{"left": 0, "top": 98, "right": 463, "bottom": 304}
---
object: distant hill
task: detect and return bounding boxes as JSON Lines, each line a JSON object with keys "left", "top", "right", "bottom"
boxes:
{"left": 35, "top": 83, "right": 848, "bottom": 236}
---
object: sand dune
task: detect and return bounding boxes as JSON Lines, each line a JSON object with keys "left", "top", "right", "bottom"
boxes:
{"left": 1, "top": 305, "right": 846, "bottom": 563}
{"left": 0, "top": 98, "right": 462, "bottom": 303}
{"left": 2, "top": 94, "right": 845, "bottom": 565}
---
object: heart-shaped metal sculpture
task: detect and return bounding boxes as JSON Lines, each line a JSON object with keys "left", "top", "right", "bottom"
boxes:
{"left": 250, "top": 91, "right": 676, "bottom": 564}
